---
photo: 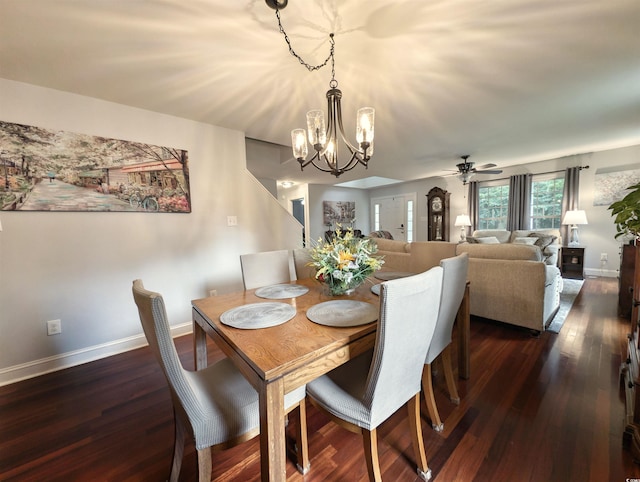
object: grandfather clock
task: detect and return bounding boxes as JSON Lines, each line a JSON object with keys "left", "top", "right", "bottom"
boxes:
{"left": 426, "top": 187, "right": 450, "bottom": 241}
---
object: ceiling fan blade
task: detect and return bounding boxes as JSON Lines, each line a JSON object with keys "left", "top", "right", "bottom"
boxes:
{"left": 475, "top": 163, "right": 497, "bottom": 170}
{"left": 475, "top": 169, "right": 503, "bottom": 174}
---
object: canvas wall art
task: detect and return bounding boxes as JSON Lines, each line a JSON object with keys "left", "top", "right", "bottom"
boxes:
{"left": 593, "top": 166, "right": 640, "bottom": 206}
{"left": 0, "top": 120, "right": 191, "bottom": 212}
{"left": 323, "top": 200, "right": 355, "bottom": 226}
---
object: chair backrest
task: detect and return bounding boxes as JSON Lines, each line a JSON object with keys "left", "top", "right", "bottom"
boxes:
{"left": 240, "top": 249, "right": 292, "bottom": 290}
{"left": 425, "top": 253, "right": 469, "bottom": 364}
{"left": 292, "top": 248, "right": 316, "bottom": 280}
{"left": 365, "top": 266, "right": 443, "bottom": 427}
{"left": 131, "top": 280, "right": 195, "bottom": 415}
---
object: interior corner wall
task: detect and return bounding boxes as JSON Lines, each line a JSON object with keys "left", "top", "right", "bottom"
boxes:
{"left": 0, "top": 79, "right": 301, "bottom": 383}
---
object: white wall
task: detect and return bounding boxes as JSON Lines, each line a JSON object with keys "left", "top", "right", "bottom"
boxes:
{"left": 0, "top": 80, "right": 302, "bottom": 384}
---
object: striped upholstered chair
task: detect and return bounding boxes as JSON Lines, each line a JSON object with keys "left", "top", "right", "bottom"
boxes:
{"left": 132, "top": 279, "right": 308, "bottom": 481}
{"left": 305, "top": 267, "right": 443, "bottom": 481}
{"left": 422, "top": 253, "right": 469, "bottom": 432}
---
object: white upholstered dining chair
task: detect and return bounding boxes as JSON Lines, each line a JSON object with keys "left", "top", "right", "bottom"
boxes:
{"left": 422, "top": 253, "right": 469, "bottom": 432}
{"left": 131, "top": 279, "right": 308, "bottom": 481}
{"left": 292, "top": 247, "right": 315, "bottom": 280}
{"left": 305, "top": 267, "right": 444, "bottom": 481}
{"left": 240, "top": 249, "right": 292, "bottom": 290}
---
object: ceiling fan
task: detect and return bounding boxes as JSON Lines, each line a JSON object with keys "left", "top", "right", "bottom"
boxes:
{"left": 450, "top": 155, "right": 502, "bottom": 184}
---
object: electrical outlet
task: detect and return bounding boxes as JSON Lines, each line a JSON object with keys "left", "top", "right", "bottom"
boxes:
{"left": 227, "top": 216, "right": 238, "bottom": 226}
{"left": 600, "top": 253, "right": 608, "bottom": 261}
{"left": 46, "top": 319, "right": 62, "bottom": 336}
{"left": 209, "top": 289, "right": 217, "bottom": 297}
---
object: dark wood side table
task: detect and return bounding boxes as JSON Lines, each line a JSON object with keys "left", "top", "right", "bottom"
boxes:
{"left": 561, "top": 246, "right": 585, "bottom": 280}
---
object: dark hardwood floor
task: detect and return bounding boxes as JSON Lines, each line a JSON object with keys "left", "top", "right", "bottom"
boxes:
{"left": 2, "top": 277, "right": 640, "bottom": 481}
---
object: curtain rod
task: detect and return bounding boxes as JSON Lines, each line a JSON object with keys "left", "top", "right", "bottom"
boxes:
{"left": 477, "top": 165, "right": 589, "bottom": 183}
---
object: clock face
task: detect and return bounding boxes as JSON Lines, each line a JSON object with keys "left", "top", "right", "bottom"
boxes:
{"left": 431, "top": 197, "right": 442, "bottom": 212}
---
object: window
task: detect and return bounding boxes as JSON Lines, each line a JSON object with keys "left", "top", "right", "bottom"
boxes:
{"left": 406, "top": 200, "right": 414, "bottom": 242}
{"left": 530, "top": 175, "right": 564, "bottom": 229}
{"left": 478, "top": 183, "right": 510, "bottom": 229}
{"left": 373, "top": 203, "right": 380, "bottom": 231}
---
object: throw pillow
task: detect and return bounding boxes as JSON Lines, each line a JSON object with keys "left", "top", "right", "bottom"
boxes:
{"left": 465, "top": 236, "right": 479, "bottom": 244}
{"left": 528, "top": 233, "right": 557, "bottom": 249}
{"left": 513, "top": 237, "right": 537, "bottom": 245}
{"left": 476, "top": 236, "right": 500, "bottom": 244}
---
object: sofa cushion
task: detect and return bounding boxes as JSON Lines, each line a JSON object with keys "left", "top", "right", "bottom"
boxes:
{"left": 476, "top": 236, "right": 500, "bottom": 244}
{"left": 513, "top": 236, "right": 537, "bottom": 245}
{"left": 527, "top": 233, "right": 557, "bottom": 249}
{"left": 372, "top": 238, "right": 410, "bottom": 253}
{"left": 369, "top": 230, "right": 394, "bottom": 239}
{"left": 510, "top": 229, "right": 561, "bottom": 245}
{"left": 472, "top": 229, "right": 511, "bottom": 243}
{"left": 456, "top": 243, "right": 543, "bottom": 261}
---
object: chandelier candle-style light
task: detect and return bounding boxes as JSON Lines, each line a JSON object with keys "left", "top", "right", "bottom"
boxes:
{"left": 266, "top": 1, "right": 375, "bottom": 177}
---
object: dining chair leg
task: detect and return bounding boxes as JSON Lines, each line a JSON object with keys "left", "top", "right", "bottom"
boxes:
{"left": 362, "top": 428, "right": 382, "bottom": 482}
{"left": 293, "top": 400, "right": 310, "bottom": 474}
{"left": 196, "top": 447, "right": 212, "bottom": 482}
{"left": 442, "top": 345, "right": 460, "bottom": 404}
{"left": 169, "top": 409, "right": 186, "bottom": 482}
{"left": 421, "top": 363, "right": 443, "bottom": 432}
{"left": 407, "top": 393, "right": 431, "bottom": 481}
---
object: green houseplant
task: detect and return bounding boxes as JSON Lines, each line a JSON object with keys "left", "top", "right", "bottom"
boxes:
{"left": 608, "top": 182, "right": 640, "bottom": 242}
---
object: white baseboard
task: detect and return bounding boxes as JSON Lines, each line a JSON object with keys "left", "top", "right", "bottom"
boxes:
{"left": 584, "top": 268, "right": 618, "bottom": 278}
{"left": 0, "top": 322, "right": 193, "bottom": 387}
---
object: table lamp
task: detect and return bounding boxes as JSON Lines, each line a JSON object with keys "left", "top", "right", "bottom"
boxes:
{"left": 454, "top": 214, "right": 472, "bottom": 242}
{"left": 562, "top": 209, "right": 588, "bottom": 246}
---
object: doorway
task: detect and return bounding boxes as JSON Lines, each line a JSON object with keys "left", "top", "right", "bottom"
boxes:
{"left": 291, "top": 198, "right": 306, "bottom": 246}
{"left": 370, "top": 194, "right": 416, "bottom": 242}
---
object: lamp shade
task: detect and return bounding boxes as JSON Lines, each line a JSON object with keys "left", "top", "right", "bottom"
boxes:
{"left": 454, "top": 214, "right": 472, "bottom": 227}
{"left": 562, "top": 210, "right": 588, "bottom": 225}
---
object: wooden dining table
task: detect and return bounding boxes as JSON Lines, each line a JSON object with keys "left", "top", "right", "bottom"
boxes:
{"left": 191, "top": 276, "right": 470, "bottom": 482}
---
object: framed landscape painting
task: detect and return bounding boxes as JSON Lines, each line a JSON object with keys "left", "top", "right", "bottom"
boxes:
{"left": 0, "top": 120, "right": 191, "bottom": 212}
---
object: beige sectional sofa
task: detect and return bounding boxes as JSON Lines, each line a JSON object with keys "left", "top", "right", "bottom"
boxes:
{"left": 372, "top": 232, "right": 562, "bottom": 333}
{"left": 371, "top": 238, "right": 457, "bottom": 273}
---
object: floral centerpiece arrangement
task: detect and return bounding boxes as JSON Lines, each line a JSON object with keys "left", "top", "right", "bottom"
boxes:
{"left": 308, "top": 226, "right": 384, "bottom": 296}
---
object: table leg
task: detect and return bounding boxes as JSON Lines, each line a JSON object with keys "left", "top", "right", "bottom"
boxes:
{"left": 193, "top": 319, "right": 208, "bottom": 371}
{"left": 457, "top": 282, "right": 471, "bottom": 379}
{"left": 259, "top": 378, "right": 286, "bottom": 482}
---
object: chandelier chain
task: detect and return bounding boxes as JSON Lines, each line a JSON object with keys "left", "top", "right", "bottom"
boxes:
{"left": 274, "top": 8, "right": 335, "bottom": 80}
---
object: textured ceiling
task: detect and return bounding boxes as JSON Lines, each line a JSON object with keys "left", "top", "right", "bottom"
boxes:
{"left": 1, "top": 0, "right": 639, "bottom": 188}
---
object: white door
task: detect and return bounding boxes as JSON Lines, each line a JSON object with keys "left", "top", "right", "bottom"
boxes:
{"left": 371, "top": 194, "right": 416, "bottom": 242}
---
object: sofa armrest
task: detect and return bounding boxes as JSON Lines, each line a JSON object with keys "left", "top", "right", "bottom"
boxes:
{"left": 466, "top": 258, "right": 547, "bottom": 328}
{"left": 544, "top": 244, "right": 560, "bottom": 266}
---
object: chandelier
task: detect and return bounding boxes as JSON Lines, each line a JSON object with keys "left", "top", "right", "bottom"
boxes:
{"left": 266, "top": 1, "right": 375, "bottom": 177}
